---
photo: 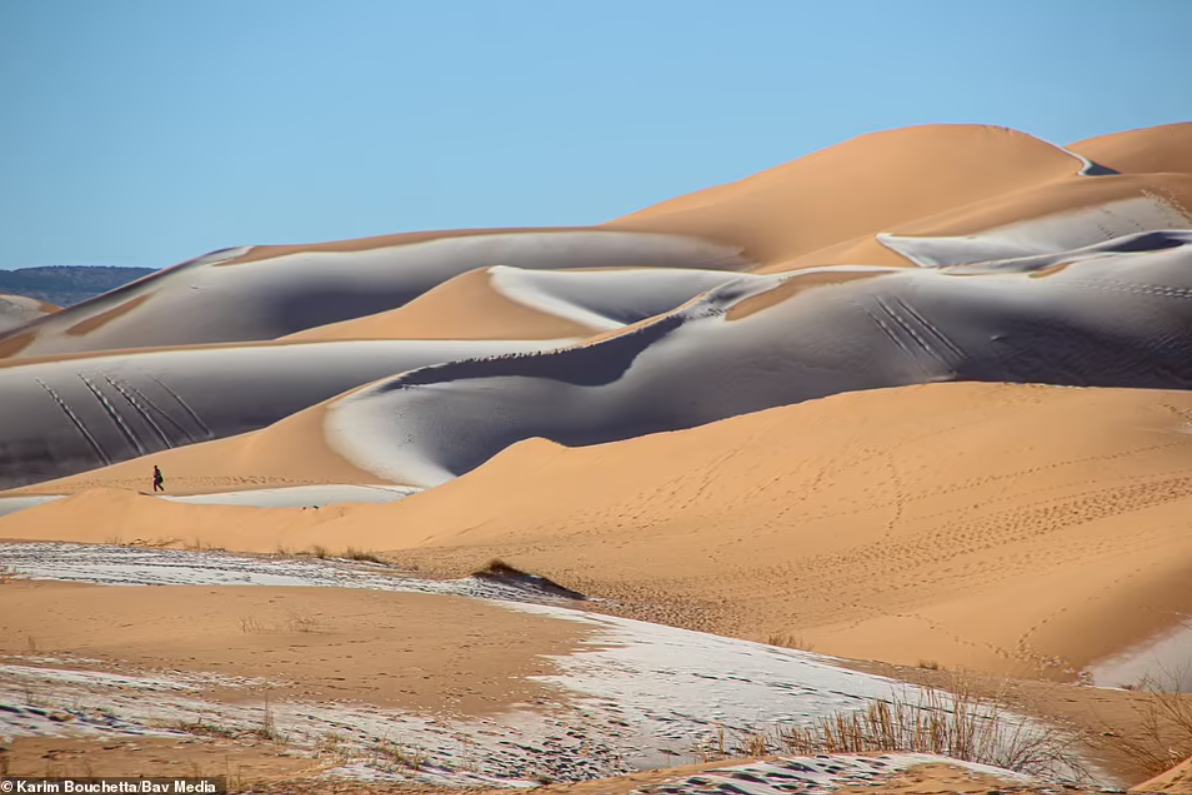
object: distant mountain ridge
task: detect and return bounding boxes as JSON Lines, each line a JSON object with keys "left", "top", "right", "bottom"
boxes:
{"left": 0, "top": 265, "right": 156, "bottom": 308}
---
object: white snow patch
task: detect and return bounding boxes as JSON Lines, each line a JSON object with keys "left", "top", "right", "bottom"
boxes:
{"left": 487, "top": 265, "right": 747, "bottom": 332}
{"left": 0, "top": 542, "right": 584, "bottom": 603}
{"left": 0, "top": 483, "right": 418, "bottom": 519}
{"left": 1087, "top": 621, "right": 1192, "bottom": 692}
{"left": 879, "top": 196, "right": 1192, "bottom": 267}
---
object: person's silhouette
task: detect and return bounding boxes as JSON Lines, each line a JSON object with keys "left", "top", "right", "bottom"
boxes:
{"left": 152, "top": 465, "right": 164, "bottom": 493}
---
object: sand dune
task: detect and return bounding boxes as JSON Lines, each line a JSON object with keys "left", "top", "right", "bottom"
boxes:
{"left": 1132, "top": 757, "right": 1192, "bottom": 794}
{"left": 607, "top": 124, "right": 1107, "bottom": 265}
{"left": 0, "top": 293, "right": 58, "bottom": 334}
{"left": 1071, "top": 122, "right": 1192, "bottom": 176}
{"left": 285, "top": 265, "right": 747, "bottom": 342}
{"left": 17, "top": 228, "right": 1192, "bottom": 495}
{"left": 769, "top": 172, "right": 1192, "bottom": 272}
{"left": 0, "top": 231, "right": 749, "bottom": 358}
{"left": 313, "top": 231, "right": 1192, "bottom": 488}
{"left": 0, "top": 336, "right": 569, "bottom": 490}
{"left": 8, "top": 380, "right": 1192, "bottom": 686}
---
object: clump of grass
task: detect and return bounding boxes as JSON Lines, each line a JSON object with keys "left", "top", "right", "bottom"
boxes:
{"left": 285, "top": 610, "right": 320, "bottom": 633}
{"left": 344, "top": 547, "right": 385, "bottom": 564}
{"left": 370, "top": 738, "right": 428, "bottom": 770}
{"left": 918, "top": 659, "right": 943, "bottom": 671}
{"left": 308, "top": 544, "right": 329, "bottom": 559}
{"left": 766, "top": 632, "right": 815, "bottom": 652}
{"left": 1089, "top": 666, "right": 1192, "bottom": 779}
{"left": 693, "top": 677, "right": 1087, "bottom": 780}
{"left": 172, "top": 717, "right": 240, "bottom": 739}
{"left": 245, "top": 693, "right": 287, "bottom": 744}
{"left": 315, "top": 731, "right": 348, "bottom": 761}
{"left": 238, "top": 610, "right": 322, "bottom": 634}
{"left": 238, "top": 615, "right": 268, "bottom": 634}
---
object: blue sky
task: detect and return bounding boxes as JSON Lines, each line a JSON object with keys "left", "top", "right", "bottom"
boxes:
{"left": 1, "top": 0, "right": 1189, "bottom": 270}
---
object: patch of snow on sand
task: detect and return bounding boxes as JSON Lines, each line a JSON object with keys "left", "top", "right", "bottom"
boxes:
{"left": 0, "top": 484, "right": 418, "bottom": 519}
{"left": 0, "top": 542, "right": 580, "bottom": 603}
{"left": 1, "top": 662, "right": 1046, "bottom": 790}
{"left": 487, "top": 265, "right": 749, "bottom": 331}
{"left": 1087, "top": 621, "right": 1192, "bottom": 692}
{"left": 879, "top": 195, "right": 1192, "bottom": 267}
{"left": 505, "top": 603, "right": 1090, "bottom": 779}
{"left": 0, "top": 543, "right": 1100, "bottom": 786}
{"left": 623, "top": 754, "right": 1039, "bottom": 795}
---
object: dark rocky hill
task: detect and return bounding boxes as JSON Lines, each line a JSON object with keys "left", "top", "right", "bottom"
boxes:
{"left": 0, "top": 266, "right": 156, "bottom": 308}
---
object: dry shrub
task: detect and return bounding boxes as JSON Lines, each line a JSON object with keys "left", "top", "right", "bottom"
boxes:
{"left": 766, "top": 633, "right": 815, "bottom": 652}
{"left": 344, "top": 547, "right": 385, "bottom": 564}
{"left": 695, "top": 677, "right": 1088, "bottom": 781}
{"left": 1090, "top": 667, "right": 1192, "bottom": 779}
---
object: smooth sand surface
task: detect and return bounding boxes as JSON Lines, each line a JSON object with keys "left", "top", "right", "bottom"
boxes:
{"left": 0, "top": 579, "right": 586, "bottom": 716}
{"left": 608, "top": 124, "right": 1094, "bottom": 265}
{"left": 758, "top": 171, "right": 1192, "bottom": 273}
{"left": 8, "top": 382, "right": 1192, "bottom": 683}
{"left": 1, "top": 735, "right": 320, "bottom": 781}
{"left": 1132, "top": 757, "right": 1192, "bottom": 794}
{"left": 1071, "top": 122, "right": 1192, "bottom": 177}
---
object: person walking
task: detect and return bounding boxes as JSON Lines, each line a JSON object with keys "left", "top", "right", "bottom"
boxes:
{"left": 152, "top": 465, "right": 165, "bottom": 493}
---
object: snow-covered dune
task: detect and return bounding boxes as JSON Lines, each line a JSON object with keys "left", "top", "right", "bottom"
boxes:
{"left": 284, "top": 265, "right": 748, "bottom": 341}
{"left": 0, "top": 337, "right": 569, "bottom": 490}
{"left": 0, "top": 293, "right": 58, "bottom": 334}
{"left": 0, "top": 231, "right": 749, "bottom": 358}
{"left": 321, "top": 230, "right": 1192, "bottom": 487}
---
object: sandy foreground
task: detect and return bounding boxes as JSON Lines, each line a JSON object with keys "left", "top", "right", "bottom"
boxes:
{"left": 1, "top": 545, "right": 1188, "bottom": 792}
{"left": 0, "top": 545, "right": 1098, "bottom": 788}
{"left": 0, "top": 580, "right": 586, "bottom": 715}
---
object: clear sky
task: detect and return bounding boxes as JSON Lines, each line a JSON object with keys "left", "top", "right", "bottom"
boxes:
{"left": 2, "top": 0, "right": 1190, "bottom": 270}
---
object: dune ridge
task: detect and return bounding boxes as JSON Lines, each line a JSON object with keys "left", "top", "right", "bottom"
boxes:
{"left": 0, "top": 231, "right": 750, "bottom": 358}
{"left": 315, "top": 230, "right": 1192, "bottom": 487}
{"left": 0, "top": 293, "right": 58, "bottom": 334}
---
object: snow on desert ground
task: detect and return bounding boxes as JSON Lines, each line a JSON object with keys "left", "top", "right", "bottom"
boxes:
{"left": 4, "top": 123, "right": 1192, "bottom": 792}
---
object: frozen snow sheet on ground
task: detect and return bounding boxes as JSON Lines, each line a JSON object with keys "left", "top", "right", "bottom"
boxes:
{"left": 0, "top": 543, "right": 1097, "bottom": 785}
{"left": 0, "top": 542, "right": 577, "bottom": 602}
{"left": 0, "top": 337, "right": 570, "bottom": 490}
{"left": 323, "top": 231, "right": 1192, "bottom": 487}
{"left": 0, "top": 231, "right": 750, "bottom": 358}
{"left": 1088, "top": 621, "right": 1192, "bottom": 692}
{"left": 0, "top": 484, "right": 418, "bottom": 519}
